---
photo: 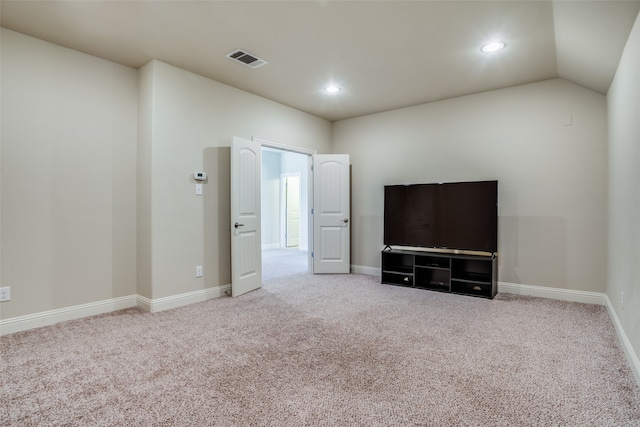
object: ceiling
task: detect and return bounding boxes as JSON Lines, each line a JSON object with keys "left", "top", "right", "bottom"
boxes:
{"left": 1, "top": 1, "right": 639, "bottom": 122}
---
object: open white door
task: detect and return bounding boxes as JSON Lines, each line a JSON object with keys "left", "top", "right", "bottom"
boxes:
{"left": 231, "top": 136, "right": 262, "bottom": 296}
{"left": 285, "top": 175, "right": 301, "bottom": 247}
{"left": 312, "top": 154, "right": 350, "bottom": 274}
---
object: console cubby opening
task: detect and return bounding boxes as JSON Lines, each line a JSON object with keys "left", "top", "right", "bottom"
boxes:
{"left": 451, "top": 258, "right": 492, "bottom": 284}
{"left": 382, "top": 252, "right": 414, "bottom": 274}
{"left": 382, "top": 271, "right": 414, "bottom": 287}
{"left": 415, "top": 267, "right": 450, "bottom": 291}
{"left": 451, "top": 280, "right": 493, "bottom": 298}
{"left": 415, "top": 255, "right": 450, "bottom": 269}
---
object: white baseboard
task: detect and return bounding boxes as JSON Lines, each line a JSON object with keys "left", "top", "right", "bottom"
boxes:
{"left": 603, "top": 294, "right": 640, "bottom": 387}
{"left": 0, "top": 285, "right": 232, "bottom": 336}
{"left": 0, "top": 295, "right": 137, "bottom": 336}
{"left": 137, "top": 284, "right": 231, "bottom": 313}
{"left": 498, "top": 281, "right": 606, "bottom": 305}
{"left": 351, "top": 265, "right": 381, "bottom": 276}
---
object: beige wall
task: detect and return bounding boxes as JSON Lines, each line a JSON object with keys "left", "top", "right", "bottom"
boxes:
{"left": 0, "top": 29, "right": 138, "bottom": 318}
{"left": 333, "top": 78, "right": 607, "bottom": 293}
{"left": 141, "top": 60, "right": 331, "bottom": 299}
{"left": 1, "top": 31, "right": 331, "bottom": 319}
{"left": 136, "top": 61, "right": 155, "bottom": 300}
{"left": 0, "top": 21, "right": 627, "bottom": 342}
{"left": 607, "top": 11, "right": 640, "bottom": 366}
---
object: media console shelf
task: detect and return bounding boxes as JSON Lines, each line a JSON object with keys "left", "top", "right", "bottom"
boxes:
{"left": 381, "top": 249, "right": 497, "bottom": 299}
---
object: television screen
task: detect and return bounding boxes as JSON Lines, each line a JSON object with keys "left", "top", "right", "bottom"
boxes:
{"left": 383, "top": 181, "right": 498, "bottom": 253}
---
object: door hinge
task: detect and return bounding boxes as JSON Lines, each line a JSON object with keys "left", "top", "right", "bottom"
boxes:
{"left": 311, "top": 251, "right": 314, "bottom": 258}
{"left": 311, "top": 165, "right": 314, "bottom": 171}
{"left": 311, "top": 208, "right": 314, "bottom": 214}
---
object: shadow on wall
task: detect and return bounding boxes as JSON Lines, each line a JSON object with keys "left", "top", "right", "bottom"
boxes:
{"left": 358, "top": 214, "right": 383, "bottom": 268}
{"left": 499, "top": 216, "right": 567, "bottom": 289}
{"left": 203, "top": 147, "right": 231, "bottom": 287}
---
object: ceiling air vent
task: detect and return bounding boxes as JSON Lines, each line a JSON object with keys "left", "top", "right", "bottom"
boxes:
{"left": 226, "top": 49, "right": 268, "bottom": 69}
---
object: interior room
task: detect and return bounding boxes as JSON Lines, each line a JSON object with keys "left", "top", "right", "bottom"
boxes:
{"left": 261, "top": 147, "right": 310, "bottom": 281}
{"left": 1, "top": 1, "right": 640, "bottom": 425}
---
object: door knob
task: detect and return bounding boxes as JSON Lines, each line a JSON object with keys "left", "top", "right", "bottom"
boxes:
{"left": 343, "top": 218, "right": 349, "bottom": 223}
{"left": 234, "top": 222, "right": 245, "bottom": 228}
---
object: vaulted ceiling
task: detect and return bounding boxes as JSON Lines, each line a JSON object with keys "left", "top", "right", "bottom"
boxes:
{"left": 1, "top": 1, "right": 639, "bottom": 121}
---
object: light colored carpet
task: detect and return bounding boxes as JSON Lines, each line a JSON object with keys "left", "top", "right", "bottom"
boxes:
{"left": 262, "top": 248, "right": 308, "bottom": 282}
{"left": 2, "top": 273, "right": 639, "bottom": 426}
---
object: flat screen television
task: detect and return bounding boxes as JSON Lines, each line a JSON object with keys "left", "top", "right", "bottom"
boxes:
{"left": 384, "top": 180, "right": 498, "bottom": 253}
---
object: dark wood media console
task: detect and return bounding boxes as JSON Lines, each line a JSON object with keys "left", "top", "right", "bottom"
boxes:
{"left": 381, "top": 249, "right": 497, "bottom": 299}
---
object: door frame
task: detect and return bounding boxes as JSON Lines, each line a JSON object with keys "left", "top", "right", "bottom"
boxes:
{"left": 254, "top": 137, "right": 316, "bottom": 274}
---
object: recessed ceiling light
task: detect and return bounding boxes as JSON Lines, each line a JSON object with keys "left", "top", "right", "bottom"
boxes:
{"left": 481, "top": 41, "right": 506, "bottom": 53}
{"left": 324, "top": 85, "right": 342, "bottom": 94}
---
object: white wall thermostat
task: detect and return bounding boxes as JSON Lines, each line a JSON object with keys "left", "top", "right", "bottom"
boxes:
{"left": 194, "top": 171, "right": 207, "bottom": 181}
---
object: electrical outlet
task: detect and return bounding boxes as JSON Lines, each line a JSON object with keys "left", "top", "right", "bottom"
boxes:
{"left": 0, "top": 287, "right": 11, "bottom": 302}
{"left": 196, "top": 266, "right": 203, "bottom": 278}
{"left": 621, "top": 291, "right": 624, "bottom": 309}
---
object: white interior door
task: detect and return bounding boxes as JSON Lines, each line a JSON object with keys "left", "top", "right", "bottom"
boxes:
{"left": 312, "top": 154, "right": 350, "bottom": 274}
{"left": 231, "top": 136, "right": 262, "bottom": 296}
{"left": 285, "top": 175, "right": 301, "bottom": 247}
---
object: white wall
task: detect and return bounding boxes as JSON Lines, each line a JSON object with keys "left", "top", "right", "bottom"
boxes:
{"left": 607, "top": 10, "right": 640, "bottom": 366}
{"left": 140, "top": 60, "right": 330, "bottom": 299}
{"left": 333, "top": 78, "right": 607, "bottom": 293}
{"left": 0, "top": 29, "right": 138, "bottom": 318}
{"left": 262, "top": 149, "right": 282, "bottom": 249}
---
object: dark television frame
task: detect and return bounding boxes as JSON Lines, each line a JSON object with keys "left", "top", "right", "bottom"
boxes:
{"left": 383, "top": 180, "right": 498, "bottom": 254}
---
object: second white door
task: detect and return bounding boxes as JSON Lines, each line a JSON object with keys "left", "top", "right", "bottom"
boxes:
{"left": 312, "top": 154, "right": 350, "bottom": 274}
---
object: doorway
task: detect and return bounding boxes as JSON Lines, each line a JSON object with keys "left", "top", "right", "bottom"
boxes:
{"left": 261, "top": 147, "right": 309, "bottom": 281}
